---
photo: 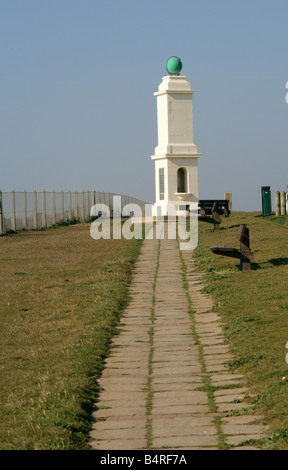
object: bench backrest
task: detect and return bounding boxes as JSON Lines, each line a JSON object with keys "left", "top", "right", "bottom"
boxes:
{"left": 237, "top": 224, "right": 250, "bottom": 250}
{"left": 198, "top": 200, "right": 230, "bottom": 216}
{"left": 199, "top": 200, "right": 229, "bottom": 207}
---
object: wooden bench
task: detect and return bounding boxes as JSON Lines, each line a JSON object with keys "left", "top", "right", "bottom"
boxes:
{"left": 198, "top": 202, "right": 222, "bottom": 231}
{"left": 210, "top": 224, "right": 254, "bottom": 271}
{"left": 198, "top": 200, "right": 230, "bottom": 217}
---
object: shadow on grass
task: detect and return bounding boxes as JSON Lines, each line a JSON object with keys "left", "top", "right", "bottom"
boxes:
{"left": 220, "top": 224, "right": 241, "bottom": 231}
{"left": 247, "top": 258, "right": 288, "bottom": 271}
{"left": 251, "top": 262, "right": 261, "bottom": 270}
{"left": 269, "top": 257, "right": 288, "bottom": 266}
{"left": 232, "top": 262, "right": 262, "bottom": 271}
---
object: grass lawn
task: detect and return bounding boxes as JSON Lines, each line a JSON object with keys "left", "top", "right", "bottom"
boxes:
{"left": 2, "top": 212, "right": 288, "bottom": 450}
{"left": 193, "top": 211, "right": 288, "bottom": 450}
{"left": 0, "top": 222, "right": 142, "bottom": 450}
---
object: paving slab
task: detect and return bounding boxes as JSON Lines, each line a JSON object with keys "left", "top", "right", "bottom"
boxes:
{"left": 92, "top": 439, "right": 147, "bottom": 450}
{"left": 93, "top": 407, "right": 147, "bottom": 419}
{"left": 152, "top": 434, "right": 219, "bottom": 449}
{"left": 89, "top": 233, "right": 267, "bottom": 451}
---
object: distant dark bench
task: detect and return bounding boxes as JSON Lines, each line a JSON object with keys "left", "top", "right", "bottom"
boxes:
{"left": 210, "top": 224, "right": 254, "bottom": 271}
{"left": 198, "top": 200, "right": 230, "bottom": 218}
{"left": 198, "top": 202, "right": 222, "bottom": 231}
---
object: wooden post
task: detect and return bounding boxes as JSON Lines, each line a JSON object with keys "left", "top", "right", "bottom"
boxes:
{"left": 110, "top": 192, "right": 115, "bottom": 215}
{"left": 52, "top": 190, "right": 56, "bottom": 225}
{"left": 74, "top": 191, "right": 78, "bottom": 220}
{"left": 108, "top": 193, "right": 112, "bottom": 217}
{"left": 281, "top": 191, "right": 286, "bottom": 215}
{"left": 107, "top": 192, "right": 111, "bottom": 213}
{"left": 103, "top": 192, "right": 107, "bottom": 214}
{"left": 60, "top": 190, "right": 64, "bottom": 222}
{"left": 67, "top": 190, "right": 71, "bottom": 221}
{"left": 81, "top": 190, "right": 85, "bottom": 222}
{"left": 86, "top": 190, "right": 89, "bottom": 221}
{"left": 0, "top": 190, "right": 4, "bottom": 235}
{"left": 92, "top": 190, "right": 96, "bottom": 217}
{"left": 224, "top": 192, "right": 232, "bottom": 212}
{"left": 22, "top": 190, "right": 27, "bottom": 230}
{"left": 11, "top": 190, "right": 16, "bottom": 232}
{"left": 41, "top": 190, "right": 46, "bottom": 228}
{"left": 275, "top": 191, "right": 280, "bottom": 216}
{"left": 33, "top": 190, "right": 37, "bottom": 229}
{"left": 122, "top": 195, "right": 126, "bottom": 214}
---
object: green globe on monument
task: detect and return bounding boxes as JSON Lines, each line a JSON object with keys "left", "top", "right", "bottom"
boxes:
{"left": 166, "top": 56, "right": 183, "bottom": 75}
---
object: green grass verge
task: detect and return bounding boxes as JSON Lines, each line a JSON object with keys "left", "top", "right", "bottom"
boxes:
{"left": 0, "top": 222, "right": 142, "bottom": 450}
{"left": 192, "top": 211, "right": 288, "bottom": 450}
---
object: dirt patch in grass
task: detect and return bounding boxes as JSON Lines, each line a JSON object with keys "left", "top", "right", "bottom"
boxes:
{"left": 192, "top": 212, "right": 288, "bottom": 450}
{"left": 0, "top": 223, "right": 142, "bottom": 449}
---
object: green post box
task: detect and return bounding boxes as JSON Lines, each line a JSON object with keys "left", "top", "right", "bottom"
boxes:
{"left": 261, "top": 186, "right": 271, "bottom": 217}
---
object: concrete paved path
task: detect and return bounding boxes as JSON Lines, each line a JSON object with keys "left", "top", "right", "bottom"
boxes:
{"left": 89, "top": 235, "right": 267, "bottom": 450}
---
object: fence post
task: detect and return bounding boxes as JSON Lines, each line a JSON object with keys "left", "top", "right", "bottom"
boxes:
{"left": 41, "top": 190, "right": 46, "bottom": 228}
{"left": 140, "top": 199, "right": 144, "bottom": 217}
{"left": 33, "top": 190, "right": 37, "bottom": 229}
{"left": 281, "top": 191, "right": 286, "bottom": 215}
{"left": 86, "top": 190, "right": 89, "bottom": 221}
{"left": 81, "top": 190, "right": 85, "bottom": 222}
{"left": 22, "top": 190, "right": 27, "bottom": 230}
{"left": 74, "top": 191, "right": 78, "bottom": 220}
{"left": 275, "top": 191, "right": 280, "bottom": 216}
{"left": 11, "top": 190, "right": 16, "bottom": 232}
{"left": 224, "top": 192, "right": 232, "bottom": 212}
{"left": 102, "top": 191, "right": 107, "bottom": 212}
{"left": 91, "top": 190, "right": 96, "bottom": 217}
{"left": 51, "top": 190, "right": 56, "bottom": 225}
{"left": 68, "top": 190, "right": 71, "bottom": 221}
{"left": 60, "top": 190, "right": 64, "bottom": 222}
{"left": 108, "top": 192, "right": 112, "bottom": 214}
{"left": 123, "top": 195, "right": 125, "bottom": 213}
{"left": 0, "top": 190, "right": 3, "bottom": 235}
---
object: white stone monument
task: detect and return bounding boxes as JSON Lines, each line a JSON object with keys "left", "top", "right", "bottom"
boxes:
{"left": 151, "top": 57, "right": 201, "bottom": 216}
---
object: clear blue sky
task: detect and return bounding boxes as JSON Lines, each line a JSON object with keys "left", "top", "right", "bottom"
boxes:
{"left": 1, "top": 0, "right": 288, "bottom": 211}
